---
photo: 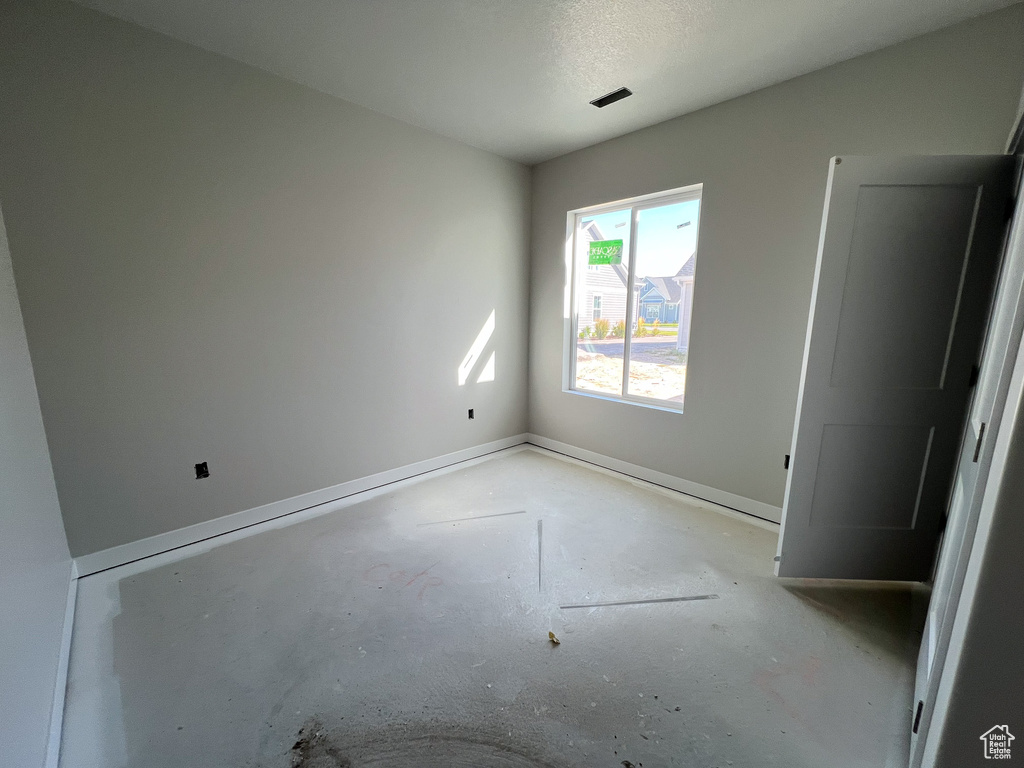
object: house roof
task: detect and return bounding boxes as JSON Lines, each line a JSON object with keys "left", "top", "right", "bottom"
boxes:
{"left": 642, "top": 276, "right": 682, "bottom": 304}
{"left": 676, "top": 254, "right": 696, "bottom": 278}
{"left": 639, "top": 255, "right": 696, "bottom": 303}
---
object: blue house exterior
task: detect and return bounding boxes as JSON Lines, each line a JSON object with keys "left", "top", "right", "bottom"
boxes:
{"left": 636, "top": 256, "right": 695, "bottom": 325}
{"left": 637, "top": 277, "right": 681, "bottom": 323}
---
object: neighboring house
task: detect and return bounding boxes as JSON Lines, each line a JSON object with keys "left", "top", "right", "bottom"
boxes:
{"left": 577, "top": 220, "right": 697, "bottom": 345}
{"left": 672, "top": 255, "right": 696, "bottom": 352}
{"left": 637, "top": 274, "right": 683, "bottom": 324}
{"left": 577, "top": 220, "right": 629, "bottom": 330}
{"left": 635, "top": 254, "right": 697, "bottom": 351}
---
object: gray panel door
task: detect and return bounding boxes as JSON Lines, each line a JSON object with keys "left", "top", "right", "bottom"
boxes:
{"left": 909, "top": 176, "right": 1024, "bottom": 766}
{"left": 776, "top": 155, "right": 1014, "bottom": 580}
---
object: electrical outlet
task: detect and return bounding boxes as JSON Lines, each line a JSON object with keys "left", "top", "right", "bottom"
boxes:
{"left": 468, "top": 409, "right": 475, "bottom": 420}
{"left": 195, "top": 462, "right": 209, "bottom": 479}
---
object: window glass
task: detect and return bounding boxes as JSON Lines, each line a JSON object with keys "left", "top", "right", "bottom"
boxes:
{"left": 568, "top": 187, "right": 701, "bottom": 410}
{"left": 627, "top": 199, "right": 700, "bottom": 404}
{"left": 573, "top": 208, "right": 631, "bottom": 397}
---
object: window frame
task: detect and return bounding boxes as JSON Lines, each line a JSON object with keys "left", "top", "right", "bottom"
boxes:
{"left": 564, "top": 183, "right": 703, "bottom": 413}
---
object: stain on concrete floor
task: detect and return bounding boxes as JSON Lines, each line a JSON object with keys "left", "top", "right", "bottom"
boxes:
{"left": 60, "top": 450, "right": 925, "bottom": 768}
{"left": 291, "top": 719, "right": 350, "bottom": 767}
{"left": 286, "top": 718, "right": 569, "bottom": 768}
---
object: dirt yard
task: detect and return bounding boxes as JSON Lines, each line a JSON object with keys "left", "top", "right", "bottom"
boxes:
{"left": 575, "top": 348, "right": 686, "bottom": 402}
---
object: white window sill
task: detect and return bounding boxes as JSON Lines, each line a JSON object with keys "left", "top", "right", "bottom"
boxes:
{"left": 563, "top": 387, "right": 684, "bottom": 414}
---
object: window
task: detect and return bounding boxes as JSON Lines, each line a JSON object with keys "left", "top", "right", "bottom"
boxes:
{"left": 567, "top": 184, "right": 702, "bottom": 410}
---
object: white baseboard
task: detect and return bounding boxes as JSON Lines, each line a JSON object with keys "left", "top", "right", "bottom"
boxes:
{"left": 75, "top": 435, "right": 529, "bottom": 577}
{"left": 74, "top": 431, "right": 780, "bottom": 579}
{"left": 525, "top": 434, "right": 782, "bottom": 527}
{"left": 46, "top": 560, "right": 78, "bottom": 768}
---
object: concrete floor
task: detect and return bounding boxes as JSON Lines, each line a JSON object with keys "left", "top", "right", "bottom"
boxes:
{"left": 59, "top": 447, "right": 925, "bottom": 767}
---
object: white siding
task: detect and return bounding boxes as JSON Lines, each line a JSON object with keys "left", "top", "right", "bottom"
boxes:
{"left": 578, "top": 266, "right": 627, "bottom": 330}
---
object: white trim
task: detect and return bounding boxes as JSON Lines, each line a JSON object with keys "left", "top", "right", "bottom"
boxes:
{"left": 74, "top": 435, "right": 529, "bottom": 577}
{"left": 776, "top": 157, "right": 838, "bottom": 572}
{"left": 1005, "top": 81, "right": 1024, "bottom": 155}
{"left": 571, "top": 184, "right": 703, "bottom": 219}
{"left": 621, "top": 203, "right": 641, "bottom": 396}
{"left": 908, "top": 155, "right": 1024, "bottom": 768}
{"left": 73, "top": 432, "right": 781, "bottom": 581}
{"left": 45, "top": 560, "right": 78, "bottom": 768}
{"left": 919, "top": 322, "right": 1024, "bottom": 768}
{"left": 525, "top": 434, "right": 782, "bottom": 527}
{"left": 565, "top": 183, "right": 704, "bottom": 415}
{"left": 564, "top": 387, "right": 684, "bottom": 414}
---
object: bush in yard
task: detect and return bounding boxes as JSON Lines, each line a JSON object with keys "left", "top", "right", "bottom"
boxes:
{"left": 653, "top": 319, "right": 661, "bottom": 334}
{"left": 594, "top": 318, "right": 610, "bottom": 339}
{"left": 635, "top": 316, "right": 648, "bottom": 337}
{"left": 579, "top": 325, "right": 591, "bottom": 340}
{"left": 612, "top": 320, "right": 625, "bottom": 338}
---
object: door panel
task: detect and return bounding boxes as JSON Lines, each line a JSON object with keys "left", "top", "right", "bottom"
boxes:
{"left": 777, "top": 155, "right": 1014, "bottom": 581}
{"left": 830, "top": 185, "right": 978, "bottom": 390}
{"left": 809, "top": 424, "right": 933, "bottom": 530}
{"left": 909, "top": 166, "right": 1024, "bottom": 766}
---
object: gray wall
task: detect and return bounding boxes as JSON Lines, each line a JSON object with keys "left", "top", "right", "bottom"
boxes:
{"left": 934, "top": 384, "right": 1024, "bottom": 767}
{"left": 0, "top": 0, "right": 531, "bottom": 556}
{"left": 0, "top": 204, "right": 73, "bottom": 766}
{"left": 528, "top": 5, "right": 1024, "bottom": 515}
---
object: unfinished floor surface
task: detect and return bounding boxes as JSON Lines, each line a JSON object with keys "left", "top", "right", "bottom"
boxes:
{"left": 59, "top": 448, "right": 924, "bottom": 767}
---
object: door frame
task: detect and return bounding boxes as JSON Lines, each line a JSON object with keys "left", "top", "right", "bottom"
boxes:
{"left": 913, "top": 116, "right": 1024, "bottom": 766}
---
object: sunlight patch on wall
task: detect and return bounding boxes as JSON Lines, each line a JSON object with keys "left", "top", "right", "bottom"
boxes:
{"left": 477, "top": 351, "right": 496, "bottom": 383}
{"left": 458, "top": 310, "right": 496, "bottom": 386}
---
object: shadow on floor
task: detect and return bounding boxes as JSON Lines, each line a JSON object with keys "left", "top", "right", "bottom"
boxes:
{"left": 780, "top": 580, "right": 929, "bottom": 655}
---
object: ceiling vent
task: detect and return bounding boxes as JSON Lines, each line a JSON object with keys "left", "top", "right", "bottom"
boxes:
{"left": 590, "top": 87, "right": 632, "bottom": 108}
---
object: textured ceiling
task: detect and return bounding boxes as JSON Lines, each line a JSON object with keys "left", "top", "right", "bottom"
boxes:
{"left": 73, "top": 0, "right": 1019, "bottom": 164}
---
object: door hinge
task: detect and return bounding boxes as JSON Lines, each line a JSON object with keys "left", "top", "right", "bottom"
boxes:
{"left": 783, "top": 454, "right": 790, "bottom": 470}
{"left": 973, "top": 422, "right": 987, "bottom": 463}
{"left": 968, "top": 364, "right": 980, "bottom": 387}
{"left": 913, "top": 700, "right": 924, "bottom": 734}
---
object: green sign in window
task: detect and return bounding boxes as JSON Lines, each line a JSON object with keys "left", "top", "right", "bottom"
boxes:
{"left": 588, "top": 239, "right": 623, "bottom": 265}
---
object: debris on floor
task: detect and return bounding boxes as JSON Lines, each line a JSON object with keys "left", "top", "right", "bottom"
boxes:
{"left": 61, "top": 451, "right": 921, "bottom": 768}
{"left": 291, "top": 718, "right": 350, "bottom": 768}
